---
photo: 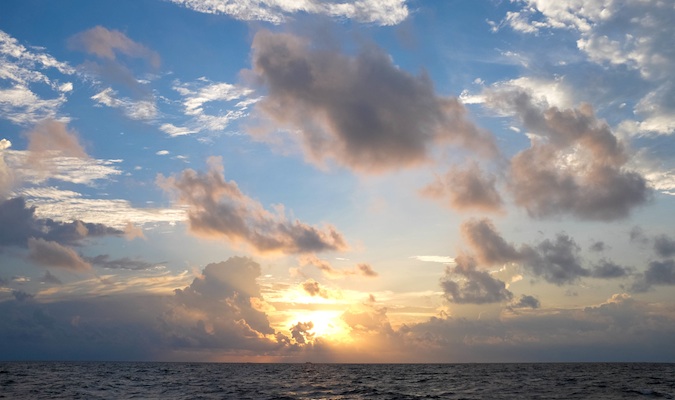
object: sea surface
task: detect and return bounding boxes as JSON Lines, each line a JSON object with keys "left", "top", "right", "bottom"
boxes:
{"left": 1, "top": 362, "right": 674, "bottom": 399}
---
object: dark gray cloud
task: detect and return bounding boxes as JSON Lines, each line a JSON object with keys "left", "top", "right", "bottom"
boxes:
{"left": 0, "top": 197, "right": 122, "bottom": 248}
{"left": 421, "top": 163, "right": 503, "bottom": 212}
{"left": 441, "top": 255, "right": 513, "bottom": 304}
{"left": 460, "top": 218, "right": 629, "bottom": 286}
{"left": 487, "top": 89, "right": 649, "bottom": 221}
{"left": 249, "top": 30, "right": 497, "bottom": 173}
{"left": 519, "top": 234, "right": 591, "bottom": 286}
{"left": 631, "top": 259, "right": 675, "bottom": 293}
{"left": 512, "top": 294, "right": 540, "bottom": 309}
{"left": 158, "top": 157, "right": 347, "bottom": 255}
{"left": 85, "top": 254, "right": 162, "bottom": 271}
{"left": 591, "top": 260, "right": 632, "bottom": 279}
{"left": 654, "top": 234, "right": 675, "bottom": 258}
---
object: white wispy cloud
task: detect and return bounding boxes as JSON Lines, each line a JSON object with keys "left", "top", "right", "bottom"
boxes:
{"left": 17, "top": 186, "right": 186, "bottom": 229}
{"left": 169, "top": 0, "right": 409, "bottom": 26}
{"left": 5, "top": 150, "right": 123, "bottom": 186}
{"left": 91, "top": 87, "right": 158, "bottom": 121}
{"left": 0, "top": 30, "right": 74, "bottom": 126}
{"left": 166, "top": 78, "right": 257, "bottom": 135}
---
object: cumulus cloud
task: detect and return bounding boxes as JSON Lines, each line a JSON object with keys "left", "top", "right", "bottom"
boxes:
{"left": 511, "top": 294, "right": 540, "bottom": 309}
{"left": 486, "top": 89, "right": 649, "bottom": 220}
{"left": 289, "top": 321, "right": 314, "bottom": 345}
{"left": 421, "top": 163, "right": 503, "bottom": 213}
{"left": 591, "top": 260, "right": 632, "bottom": 279}
{"left": 169, "top": 0, "right": 409, "bottom": 26}
{"left": 460, "top": 218, "right": 631, "bottom": 286}
{"left": 503, "top": 1, "right": 675, "bottom": 136}
{"left": 249, "top": 30, "right": 496, "bottom": 172}
{"left": 298, "top": 255, "right": 377, "bottom": 278}
{"left": 170, "top": 257, "right": 282, "bottom": 351}
{"left": 460, "top": 219, "right": 520, "bottom": 266}
{"left": 631, "top": 259, "right": 675, "bottom": 293}
{"left": 654, "top": 234, "right": 675, "bottom": 258}
{"left": 441, "top": 255, "right": 513, "bottom": 304}
{"left": 158, "top": 157, "right": 347, "bottom": 255}
{"left": 68, "top": 26, "right": 160, "bottom": 68}
{"left": 27, "top": 238, "right": 92, "bottom": 271}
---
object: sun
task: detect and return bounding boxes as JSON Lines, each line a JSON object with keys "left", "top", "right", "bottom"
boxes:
{"left": 285, "top": 309, "right": 353, "bottom": 343}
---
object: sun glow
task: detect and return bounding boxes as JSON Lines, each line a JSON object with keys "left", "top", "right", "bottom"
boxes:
{"left": 285, "top": 310, "right": 353, "bottom": 343}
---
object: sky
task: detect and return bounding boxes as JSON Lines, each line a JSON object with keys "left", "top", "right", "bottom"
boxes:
{"left": 1, "top": 0, "right": 675, "bottom": 363}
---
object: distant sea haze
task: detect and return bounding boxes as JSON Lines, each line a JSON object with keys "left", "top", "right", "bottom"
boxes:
{"left": 1, "top": 362, "right": 673, "bottom": 399}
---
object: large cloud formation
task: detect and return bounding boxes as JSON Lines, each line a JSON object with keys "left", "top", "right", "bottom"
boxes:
{"left": 487, "top": 89, "right": 649, "bottom": 221}
{"left": 503, "top": 0, "right": 675, "bottom": 135}
{"left": 249, "top": 30, "right": 496, "bottom": 173}
{"left": 158, "top": 157, "right": 347, "bottom": 254}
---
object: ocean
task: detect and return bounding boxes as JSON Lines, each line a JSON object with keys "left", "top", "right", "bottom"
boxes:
{"left": 1, "top": 362, "right": 673, "bottom": 399}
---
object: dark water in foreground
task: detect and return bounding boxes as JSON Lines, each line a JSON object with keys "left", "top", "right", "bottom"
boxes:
{"left": 1, "top": 362, "right": 674, "bottom": 399}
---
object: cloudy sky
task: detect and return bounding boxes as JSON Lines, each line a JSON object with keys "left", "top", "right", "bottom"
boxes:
{"left": 1, "top": 0, "right": 675, "bottom": 362}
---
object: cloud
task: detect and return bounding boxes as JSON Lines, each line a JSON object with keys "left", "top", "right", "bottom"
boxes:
{"left": 15, "top": 188, "right": 185, "bottom": 229}
{"left": 511, "top": 294, "right": 540, "bottom": 309}
{"left": 168, "top": 78, "right": 256, "bottom": 135}
{"left": 301, "top": 279, "right": 330, "bottom": 298}
{"left": 169, "top": 0, "right": 409, "bottom": 26}
{"left": 460, "top": 218, "right": 630, "bottom": 286}
{"left": 289, "top": 321, "right": 314, "bottom": 345}
{"left": 0, "top": 139, "right": 13, "bottom": 198}
{"left": 654, "top": 234, "right": 675, "bottom": 258}
{"left": 460, "top": 219, "right": 520, "bottom": 266}
{"left": 12, "top": 290, "right": 34, "bottom": 302}
{"left": 68, "top": 26, "right": 160, "bottom": 68}
{"left": 0, "top": 30, "right": 74, "bottom": 126}
{"left": 421, "top": 163, "right": 503, "bottom": 213}
{"left": 503, "top": 1, "right": 675, "bottom": 136}
{"left": 591, "top": 260, "right": 632, "bottom": 279}
{"left": 441, "top": 255, "right": 513, "bottom": 304}
{"left": 298, "top": 255, "right": 377, "bottom": 278}
{"left": 249, "top": 30, "right": 496, "bottom": 173}
{"left": 25, "top": 119, "right": 88, "bottom": 178}
{"left": 91, "top": 88, "right": 157, "bottom": 120}
{"left": 0, "top": 85, "right": 68, "bottom": 125}
{"left": 169, "top": 257, "right": 282, "bottom": 351}
{"left": 85, "top": 255, "right": 162, "bottom": 271}
{"left": 631, "top": 259, "right": 675, "bottom": 293}
{"left": 158, "top": 157, "right": 347, "bottom": 255}
{"left": 0, "top": 197, "right": 122, "bottom": 249}
{"left": 486, "top": 89, "right": 649, "bottom": 221}
{"left": 40, "top": 271, "right": 62, "bottom": 285}
{"left": 27, "top": 238, "right": 92, "bottom": 272}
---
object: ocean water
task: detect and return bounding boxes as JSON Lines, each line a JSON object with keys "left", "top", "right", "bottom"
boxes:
{"left": 1, "top": 362, "right": 673, "bottom": 399}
